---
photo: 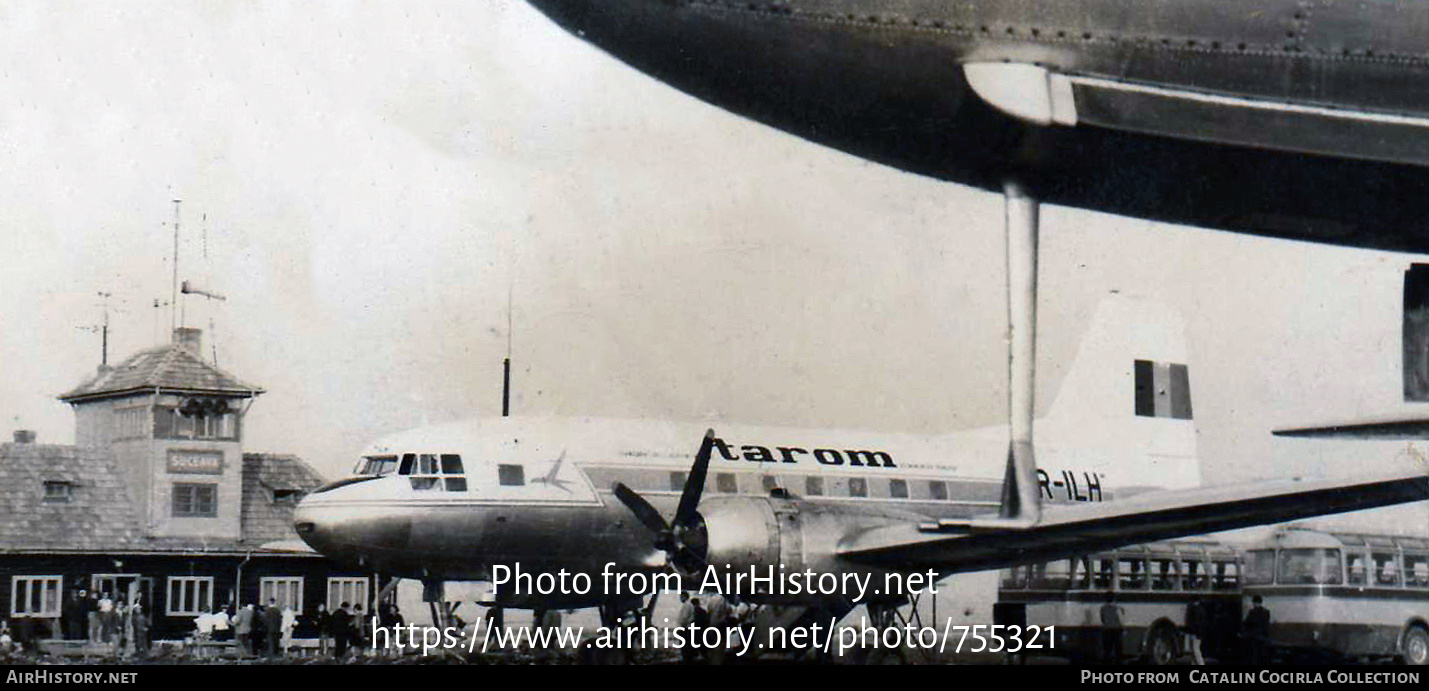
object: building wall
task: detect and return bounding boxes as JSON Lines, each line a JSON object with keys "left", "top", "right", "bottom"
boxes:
{"left": 0, "top": 553, "right": 374, "bottom": 642}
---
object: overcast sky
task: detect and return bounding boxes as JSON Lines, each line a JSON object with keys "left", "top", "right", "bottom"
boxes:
{"left": 1, "top": 1, "right": 1423, "bottom": 535}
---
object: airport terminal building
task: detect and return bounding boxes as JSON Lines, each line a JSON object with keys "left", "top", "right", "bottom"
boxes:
{"left": 0, "top": 328, "right": 375, "bottom": 642}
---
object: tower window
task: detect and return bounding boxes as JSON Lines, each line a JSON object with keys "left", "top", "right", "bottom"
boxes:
{"left": 172, "top": 483, "right": 217, "bottom": 517}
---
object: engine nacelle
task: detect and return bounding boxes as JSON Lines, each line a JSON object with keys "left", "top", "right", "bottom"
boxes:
{"left": 699, "top": 496, "right": 789, "bottom": 576}
{"left": 694, "top": 494, "right": 923, "bottom": 603}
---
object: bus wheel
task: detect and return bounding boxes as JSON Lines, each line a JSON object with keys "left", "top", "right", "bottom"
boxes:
{"left": 1144, "top": 625, "right": 1179, "bottom": 666}
{"left": 1402, "top": 626, "right": 1429, "bottom": 666}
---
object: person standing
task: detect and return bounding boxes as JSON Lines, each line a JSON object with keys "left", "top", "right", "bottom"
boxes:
{"left": 97, "top": 592, "right": 115, "bottom": 643}
{"left": 62, "top": 589, "right": 82, "bottom": 641}
{"left": 314, "top": 603, "right": 332, "bottom": 657}
{"left": 83, "top": 590, "right": 100, "bottom": 643}
{"left": 234, "top": 603, "right": 255, "bottom": 657}
{"left": 1243, "top": 595, "right": 1272, "bottom": 666}
{"left": 675, "top": 593, "right": 696, "bottom": 664}
{"left": 262, "top": 598, "right": 283, "bottom": 658}
{"left": 1099, "top": 593, "right": 1124, "bottom": 665}
{"left": 705, "top": 593, "right": 731, "bottom": 665}
{"left": 130, "top": 600, "right": 149, "bottom": 658}
{"left": 1184, "top": 597, "right": 1207, "bottom": 665}
{"left": 330, "top": 602, "right": 352, "bottom": 659}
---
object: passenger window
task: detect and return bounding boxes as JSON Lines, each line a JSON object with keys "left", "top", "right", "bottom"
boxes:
{"left": 440, "top": 454, "right": 464, "bottom": 475}
{"left": 805, "top": 476, "right": 823, "bottom": 496}
{"left": 398, "top": 454, "right": 415, "bottom": 475}
{"left": 1406, "top": 554, "right": 1429, "bottom": 587}
{"left": 716, "top": 473, "right": 737, "bottom": 493}
{"left": 1118, "top": 557, "right": 1147, "bottom": 590}
{"left": 1347, "top": 553, "right": 1368, "bottom": 585}
{"left": 445, "top": 477, "right": 467, "bottom": 492}
{"left": 1373, "top": 552, "right": 1401, "bottom": 586}
{"left": 669, "top": 472, "right": 686, "bottom": 491}
{"left": 1213, "top": 561, "right": 1239, "bottom": 591}
{"left": 1151, "top": 558, "right": 1177, "bottom": 591}
{"left": 928, "top": 480, "right": 948, "bottom": 501}
{"left": 848, "top": 478, "right": 867, "bottom": 498}
{"left": 889, "top": 479, "right": 908, "bottom": 499}
{"left": 761, "top": 475, "right": 779, "bottom": 492}
{"left": 1094, "top": 558, "right": 1114, "bottom": 590}
{"left": 498, "top": 464, "right": 525, "bottom": 487}
{"left": 409, "top": 477, "right": 439, "bottom": 490}
{"left": 417, "top": 454, "right": 439, "bottom": 475}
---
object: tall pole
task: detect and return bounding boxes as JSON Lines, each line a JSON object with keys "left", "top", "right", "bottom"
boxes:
{"left": 171, "top": 199, "right": 181, "bottom": 334}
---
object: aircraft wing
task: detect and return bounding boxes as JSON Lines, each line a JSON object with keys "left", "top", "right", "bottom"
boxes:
{"left": 837, "top": 470, "right": 1427, "bottom": 575}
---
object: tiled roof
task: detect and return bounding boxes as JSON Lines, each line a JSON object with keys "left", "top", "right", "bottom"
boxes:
{"left": 59, "top": 344, "right": 262, "bottom": 402}
{"left": 240, "top": 453, "right": 327, "bottom": 545}
{"left": 0, "top": 443, "right": 323, "bottom": 554}
{"left": 0, "top": 443, "right": 147, "bottom": 551}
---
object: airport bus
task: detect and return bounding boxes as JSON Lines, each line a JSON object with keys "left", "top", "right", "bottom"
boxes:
{"left": 996, "top": 539, "right": 1243, "bottom": 664}
{"left": 1241, "top": 527, "right": 1429, "bottom": 665}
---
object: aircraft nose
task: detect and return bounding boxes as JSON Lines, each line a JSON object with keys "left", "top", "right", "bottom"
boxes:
{"left": 292, "top": 496, "right": 336, "bottom": 555}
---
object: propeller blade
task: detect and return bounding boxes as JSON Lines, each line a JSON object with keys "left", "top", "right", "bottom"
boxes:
{"left": 612, "top": 482, "right": 670, "bottom": 536}
{"left": 674, "top": 429, "right": 716, "bottom": 529}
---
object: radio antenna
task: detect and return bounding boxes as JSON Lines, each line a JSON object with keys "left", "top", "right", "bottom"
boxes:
{"left": 170, "top": 199, "right": 181, "bottom": 332}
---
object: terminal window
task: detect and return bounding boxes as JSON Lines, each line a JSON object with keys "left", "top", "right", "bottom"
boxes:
{"left": 172, "top": 483, "right": 217, "bottom": 517}
{"left": 327, "top": 577, "right": 369, "bottom": 612}
{"left": 260, "top": 577, "right": 304, "bottom": 612}
{"left": 10, "top": 576, "right": 62, "bottom": 618}
{"left": 166, "top": 576, "right": 213, "bottom": 616}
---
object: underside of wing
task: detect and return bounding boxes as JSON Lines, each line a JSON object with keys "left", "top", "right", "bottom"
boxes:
{"left": 965, "top": 63, "right": 1429, "bottom": 168}
{"left": 837, "top": 471, "right": 1427, "bottom": 575}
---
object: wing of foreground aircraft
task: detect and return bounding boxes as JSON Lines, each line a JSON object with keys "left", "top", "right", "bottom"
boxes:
{"left": 838, "top": 470, "right": 1428, "bottom": 575}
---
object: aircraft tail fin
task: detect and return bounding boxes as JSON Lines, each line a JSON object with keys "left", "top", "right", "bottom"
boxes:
{"left": 1038, "top": 294, "right": 1201, "bottom": 492}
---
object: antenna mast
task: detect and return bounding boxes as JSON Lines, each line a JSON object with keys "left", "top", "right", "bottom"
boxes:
{"left": 170, "top": 199, "right": 181, "bottom": 332}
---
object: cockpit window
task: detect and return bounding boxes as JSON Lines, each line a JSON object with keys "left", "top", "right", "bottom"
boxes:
{"left": 354, "top": 455, "right": 398, "bottom": 476}
{"left": 401, "top": 452, "right": 467, "bottom": 492}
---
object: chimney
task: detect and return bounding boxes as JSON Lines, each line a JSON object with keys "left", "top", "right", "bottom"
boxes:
{"left": 13, "top": 430, "right": 36, "bottom": 444}
{"left": 173, "top": 327, "right": 202, "bottom": 354}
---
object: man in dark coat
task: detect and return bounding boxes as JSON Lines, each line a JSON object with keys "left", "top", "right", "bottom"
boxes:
{"left": 261, "top": 598, "right": 283, "bottom": 658}
{"left": 1243, "top": 595, "right": 1272, "bottom": 665}
{"left": 330, "top": 602, "right": 352, "bottom": 659}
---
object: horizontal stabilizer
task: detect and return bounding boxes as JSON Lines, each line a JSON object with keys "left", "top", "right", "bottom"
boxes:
{"left": 1274, "top": 419, "right": 1429, "bottom": 440}
{"left": 838, "top": 471, "right": 1427, "bottom": 574}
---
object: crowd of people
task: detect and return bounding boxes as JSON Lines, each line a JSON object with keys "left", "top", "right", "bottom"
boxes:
{"left": 188, "top": 599, "right": 406, "bottom": 660}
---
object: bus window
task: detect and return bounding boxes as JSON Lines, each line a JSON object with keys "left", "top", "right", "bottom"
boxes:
{"left": 1180, "top": 559, "right": 1207, "bottom": 591}
{"left": 1095, "top": 558, "right": 1115, "bottom": 590}
{"left": 1244, "top": 550, "right": 1276, "bottom": 585}
{"left": 1346, "top": 552, "right": 1369, "bottom": 585}
{"left": 1406, "top": 554, "right": 1429, "bottom": 588}
{"left": 1118, "top": 557, "right": 1147, "bottom": 591}
{"left": 1278, "top": 549, "right": 1343, "bottom": 585}
{"left": 1212, "top": 560, "right": 1240, "bottom": 591}
{"left": 1032, "top": 560, "right": 1073, "bottom": 590}
{"left": 1000, "top": 566, "right": 1026, "bottom": 590}
{"left": 1372, "top": 552, "right": 1401, "bottom": 586}
{"left": 1151, "top": 558, "right": 1177, "bottom": 591}
{"left": 1071, "top": 557, "right": 1092, "bottom": 590}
